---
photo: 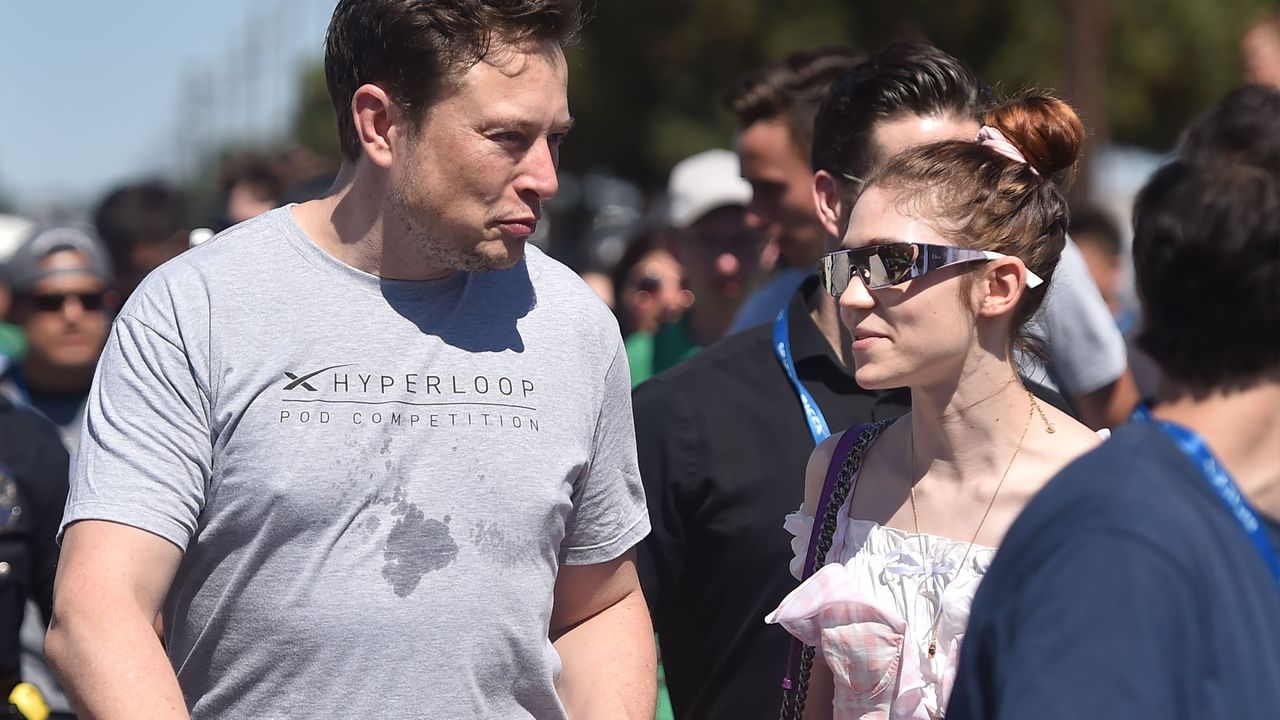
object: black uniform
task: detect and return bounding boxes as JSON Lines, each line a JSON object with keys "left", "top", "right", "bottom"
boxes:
{"left": 0, "top": 395, "right": 68, "bottom": 696}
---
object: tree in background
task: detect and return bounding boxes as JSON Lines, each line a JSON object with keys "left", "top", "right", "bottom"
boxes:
{"left": 280, "top": 0, "right": 1267, "bottom": 190}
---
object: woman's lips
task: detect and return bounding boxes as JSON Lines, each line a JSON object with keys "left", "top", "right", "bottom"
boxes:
{"left": 851, "top": 330, "right": 888, "bottom": 350}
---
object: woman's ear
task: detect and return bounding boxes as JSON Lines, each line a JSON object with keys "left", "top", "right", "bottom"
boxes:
{"left": 976, "top": 257, "right": 1029, "bottom": 318}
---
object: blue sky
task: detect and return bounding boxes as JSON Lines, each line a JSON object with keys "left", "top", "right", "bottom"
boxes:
{"left": 0, "top": 0, "right": 337, "bottom": 212}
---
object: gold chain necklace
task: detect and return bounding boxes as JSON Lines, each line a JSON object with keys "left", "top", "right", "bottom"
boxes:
{"left": 909, "top": 388, "right": 1054, "bottom": 658}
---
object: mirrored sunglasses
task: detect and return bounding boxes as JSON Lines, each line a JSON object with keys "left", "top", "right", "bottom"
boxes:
{"left": 818, "top": 242, "right": 1044, "bottom": 296}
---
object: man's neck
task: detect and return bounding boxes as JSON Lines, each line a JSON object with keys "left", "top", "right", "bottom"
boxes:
{"left": 20, "top": 361, "right": 93, "bottom": 397}
{"left": 1154, "top": 382, "right": 1280, "bottom": 519}
{"left": 291, "top": 162, "right": 454, "bottom": 281}
{"left": 806, "top": 288, "right": 847, "bottom": 366}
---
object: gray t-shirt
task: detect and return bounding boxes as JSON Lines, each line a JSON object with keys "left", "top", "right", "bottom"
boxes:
{"left": 61, "top": 207, "right": 650, "bottom": 719}
{"left": 1019, "top": 237, "right": 1128, "bottom": 396}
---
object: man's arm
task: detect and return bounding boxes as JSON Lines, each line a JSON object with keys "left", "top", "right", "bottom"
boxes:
{"left": 46, "top": 520, "right": 186, "bottom": 720}
{"left": 551, "top": 549, "right": 657, "bottom": 720}
{"left": 1069, "top": 368, "right": 1141, "bottom": 430}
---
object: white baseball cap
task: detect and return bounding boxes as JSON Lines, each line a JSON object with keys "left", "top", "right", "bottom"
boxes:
{"left": 665, "top": 149, "right": 752, "bottom": 231}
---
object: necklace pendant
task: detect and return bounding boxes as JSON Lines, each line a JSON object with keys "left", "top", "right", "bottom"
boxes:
{"left": 928, "top": 641, "right": 937, "bottom": 658}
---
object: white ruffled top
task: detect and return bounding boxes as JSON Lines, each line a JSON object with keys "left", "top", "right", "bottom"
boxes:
{"left": 765, "top": 497, "right": 995, "bottom": 720}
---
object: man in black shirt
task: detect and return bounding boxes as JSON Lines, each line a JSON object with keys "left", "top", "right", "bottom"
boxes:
{"left": 634, "top": 275, "right": 909, "bottom": 718}
{"left": 634, "top": 48, "right": 882, "bottom": 719}
{"left": 0, "top": 395, "right": 69, "bottom": 714}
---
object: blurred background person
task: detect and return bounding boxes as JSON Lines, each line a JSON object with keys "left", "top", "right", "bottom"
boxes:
{"left": 0, "top": 226, "right": 114, "bottom": 450}
{"left": 727, "top": 47, "right": 863, "bottom": 333}
{"left": 612, "top": 227, "right": 691, "bottom": 386}
{"left": 579, "top": 268, "right": 616, "bottom": 310}
{"left": 218, "top": 152, "right": 284, "bottom": 229}
{"left": 660, "top": 148, "right": 761, "bottom": 366}
{"left": 0, "top": 214, "right": 35, "bottom": 365}
{"left": 1068, "top": 205, "right": 1132, "bottom": 331}
{"left": 93, "top": 180, "right": 190, "bottom": 303}
{"left": 0, "top": 224, "right": 107, "bottom": 720}
{"left": 1, "top": 395, "right": 70, "bottom": 720}
{"left": 1242, "top": 8, "right": 1280, "bottom": 87}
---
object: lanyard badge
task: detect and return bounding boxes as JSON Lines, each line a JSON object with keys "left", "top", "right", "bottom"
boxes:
{"left": 1132, "top": 405, "right": 1280, "bottom": 589}
{"left": 773, "top": 307, "right": 831, "bottom": 445}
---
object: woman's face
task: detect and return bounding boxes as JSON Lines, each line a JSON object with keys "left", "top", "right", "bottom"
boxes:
{"left": 837, "top": 187, "right": 981, "bottom": 390}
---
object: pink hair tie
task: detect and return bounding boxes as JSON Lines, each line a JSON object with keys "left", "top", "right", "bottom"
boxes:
{"left": 977, "top": 126, "right": 1039, "bottom": 176}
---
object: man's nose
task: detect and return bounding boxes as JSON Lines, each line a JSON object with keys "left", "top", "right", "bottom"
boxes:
{"left": 518, "top": 138, "right": 559, "bottom": 201}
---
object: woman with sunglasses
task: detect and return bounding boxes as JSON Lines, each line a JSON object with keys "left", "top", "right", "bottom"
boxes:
{"left": 767, "top": 94, "right": 1104, "bottom": 720}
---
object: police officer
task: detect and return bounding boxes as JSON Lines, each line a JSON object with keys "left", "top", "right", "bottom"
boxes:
{"left": 1, "top": 392, "right": 68, "bottom": 718}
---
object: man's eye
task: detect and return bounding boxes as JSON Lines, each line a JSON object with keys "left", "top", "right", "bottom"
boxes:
{"left": 491, "top": 131, "right": 525, "bottom": 145}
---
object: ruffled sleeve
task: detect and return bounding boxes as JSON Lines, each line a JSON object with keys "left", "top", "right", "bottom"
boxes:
{"left": 783, "top": 501, "right": 853, "bottom": 581}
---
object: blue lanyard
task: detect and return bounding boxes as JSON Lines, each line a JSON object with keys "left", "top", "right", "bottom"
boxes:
{"left": 773, "top": 307, "right": 831, "bottom": 445}
{"left": 1132, "top": 405, "right": 1280, "bottom": 588}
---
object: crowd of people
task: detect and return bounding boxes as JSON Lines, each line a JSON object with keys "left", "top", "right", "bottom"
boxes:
{"left": 0, "top": 1, "right": 1276, "bottom": 719}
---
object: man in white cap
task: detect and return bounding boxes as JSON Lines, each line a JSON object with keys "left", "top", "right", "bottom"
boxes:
{"left": 626, "top": 149, "right": 761, "bottom": 385}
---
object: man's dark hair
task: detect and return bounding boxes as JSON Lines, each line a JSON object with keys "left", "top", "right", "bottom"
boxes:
{"left": 812, "top": 42, "right": 991, "bottom": 180}
{"left": 1132, "top": 160, "right": 1279, "bottom": 392}
{"left": 324, "top": 0, "right": 583, "bottom": 162}
{"left": 1069, "top": 205, "right": 1123, "bottom": 258}
{"left": 725, "top": 46, "right": 863, "bottom": 163}
{"left": 93, "top": 180, "right": 187, "bottom": 274}
{"left": 1179, "top": 84, "right": 1280, "bottom": 175}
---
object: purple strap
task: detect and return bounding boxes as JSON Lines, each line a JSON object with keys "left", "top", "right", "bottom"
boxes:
{"left": 781, "top": 423, "right": 868, "bottom": 691}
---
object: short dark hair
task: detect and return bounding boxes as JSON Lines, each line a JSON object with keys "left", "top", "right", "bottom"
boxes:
{"left": 725, "top": 46, "right": 863, "bottom": 163}
{"left": 1179, "top": 84, "right": 1280, "bottom": 175}
{"left": 324, "top": 0, "right": 583, "bottom": 161}
{"left": 93, "top": 180, "right": 187, "bottom": 273}
{"left": 1069, "top": 205, "right": 1123, "bottom": 258}
{"left": 1132, "top": 161, "right": 1279, "bottom": 392}
{"left": 812, "top": 42, "right": 990, "bottom": 180}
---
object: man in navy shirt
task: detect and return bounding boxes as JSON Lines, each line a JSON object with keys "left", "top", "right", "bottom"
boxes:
{"left": 948, "top": 86, "right": 1280, "bottom": 720}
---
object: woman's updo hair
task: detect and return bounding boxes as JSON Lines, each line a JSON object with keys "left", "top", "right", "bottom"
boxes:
{"left": 864, "top": 92, "right": 1085, "bottom": 357}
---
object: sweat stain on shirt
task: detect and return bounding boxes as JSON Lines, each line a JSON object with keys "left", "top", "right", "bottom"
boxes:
{"left": 381, "top": 488, "right": 458, "bottom": 597}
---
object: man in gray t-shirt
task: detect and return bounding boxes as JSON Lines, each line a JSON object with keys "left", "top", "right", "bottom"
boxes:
{"left": 46, "top": 2, "right": 656, "bottom": 719}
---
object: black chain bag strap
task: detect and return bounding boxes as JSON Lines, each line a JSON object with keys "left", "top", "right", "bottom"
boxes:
{"left": 779, "top": 418, "right": 894, "bottom": 720}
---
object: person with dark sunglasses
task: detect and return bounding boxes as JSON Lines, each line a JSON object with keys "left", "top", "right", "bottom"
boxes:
{"left": 767, "top": 93, "right": 1105, "bottom": 720}
{"left": 0, "top": 224, "right": 112, "bottom": 718}
{"left": 0, "top": 226, "right": 115, "bottom": 452}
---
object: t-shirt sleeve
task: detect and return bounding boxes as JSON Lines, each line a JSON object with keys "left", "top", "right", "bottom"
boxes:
{"left": 559, "top": 337, "right": 650, "bottom": 566}
{"left": 60, "top": 312, "right": 213, "bottom": 551}
{"left": 1033, "top": 239, "right": 1128, "bottom": 394}
{"left": 949, "top": 528, "right": 1194, "bottom": 720}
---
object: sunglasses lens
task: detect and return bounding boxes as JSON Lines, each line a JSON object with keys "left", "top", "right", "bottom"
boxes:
{"left": 32, "top": 295, "right": 64, "bottom": 312}
{"left": 820, "top": 252, "right": 852, "bottom": 296}
{"left": 28, "top": 293, "right": 106, "bottom": 313}
{"left": 863, "top": 245, "right": 917, "bottom": 288}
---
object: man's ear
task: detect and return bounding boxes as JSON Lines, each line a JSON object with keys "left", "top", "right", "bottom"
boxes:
{"left": 352, "top": 84, "right": 398, "bottom": 169}
{"left": 976, "top": 257, "right": 1030, "bottom": 318}
{"left": 813, "top": 170, "right": 844, "bottom": 241}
